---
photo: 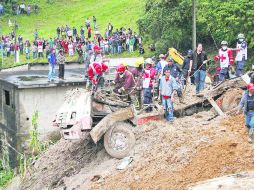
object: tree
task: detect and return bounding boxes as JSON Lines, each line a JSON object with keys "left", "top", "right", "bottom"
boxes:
{"left": 138, "top": 0, "right": 193, "bottom": 55}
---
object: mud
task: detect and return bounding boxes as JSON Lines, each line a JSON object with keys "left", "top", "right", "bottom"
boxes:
{"left": 7, "top": 85, "right": 252, "bottom": 190}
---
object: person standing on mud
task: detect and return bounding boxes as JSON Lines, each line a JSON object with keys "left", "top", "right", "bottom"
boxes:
{"left": 192, "top": 43, "right": 208, "bottom": 95}
{"left": 237, "top": 83, "right": 254, "bottom": 143}
{"left": 182, "top": 49, "right": 194, "bottom": 85}
{"left": 143, "top": 58, "right": 156, "bottom": 112}
{"left": 159, "top": 68, "right": 178, "bottom": 122}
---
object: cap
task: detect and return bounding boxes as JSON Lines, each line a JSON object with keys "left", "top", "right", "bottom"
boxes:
{"left": 159, "top": 54, "right": 165, "bottom": 58}
{"left": 145, "top": 58, "right": 154, "bottom": 65}
{"left": 237, "top": 33, "right": 245, "bottom": 39}
{"left": 221, "top": 41, "right": 228, "bottom": 46}
{"left": 93, "top": 45, "right": 101, "bottom": 51}
{"left": 187, "top": 49, "right": 193, "bottom": 55}
{"left": 168, "top": 57, "right": 173, "bottom": 62}
{"left": 247, "top": 83, "right": 254, "bottom": 90}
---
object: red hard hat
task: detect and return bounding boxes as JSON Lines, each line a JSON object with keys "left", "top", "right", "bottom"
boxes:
{"left": 93, "top": 45, "right": 101, "bottom": 51}
{"left": 247, "top": 83, "right": 254, "bottom": 90}
{"left": 116, "top": 64, "right": 126, "bottom": 73}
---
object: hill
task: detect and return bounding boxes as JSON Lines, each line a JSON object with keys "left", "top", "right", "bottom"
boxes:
{"left": 0, "top": 0, "right": 145, "bottom": 67}
{"left": 1, "top": 0, "right": 144, "bottom": 40}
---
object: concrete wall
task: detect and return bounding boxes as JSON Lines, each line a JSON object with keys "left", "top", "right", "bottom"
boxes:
{"left": 18, "top": 85, "right": 85, "bottom": 142}
{"left": 0, "top": 81, "right": 18, "bottom": 168}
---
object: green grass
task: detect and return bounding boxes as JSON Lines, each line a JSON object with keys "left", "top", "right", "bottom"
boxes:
{"left": 0, "top": 161, "right": 14, "bottom": 188}
{"left": 0, "top": 0, "right": 152, "bottom": 67}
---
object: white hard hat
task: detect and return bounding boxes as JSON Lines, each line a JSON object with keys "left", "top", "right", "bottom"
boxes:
{"left": 159, "top": 54, "right": 165, "bottom": 58}
{"left": 145, "top": 58, "right": 154, "bottom": 64}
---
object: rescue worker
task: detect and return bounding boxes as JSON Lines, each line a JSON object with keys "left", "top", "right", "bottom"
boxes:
{"left": 143, "top": 58, "right": 156, "bottom": 112}
{"left": 90, "top": 45, "right": 109, "bottom": 64}
{"left": 159, "top": 67, "right": 178, "bottom": 122}
{"left": 113, "top": 64, "right": 136, "bottom": 104}
{"left": 87, "top": 61, "right": 108, "bottom": 91}
{"left": 128, "top": 59, "right": 144, "bottom": 109}
{"left": 237, "top": 83, "right": 254, "bottom": 143}
{"left": 182, "top": 49, "right": 193, "bottom": 85}
{"left": 235, "top": 33, "right": 248, "bottom": 76}
{"left": 87, "top": 45, "right": 109, "bottom": 91}
{"left": 163, "top": 58, "right": 182, "bottom": 97}
{"left": 156, "top": 54, "right": 168, "bottom": 98}
{"left": 214, "top": 41, "right": 234, "bottom": 81}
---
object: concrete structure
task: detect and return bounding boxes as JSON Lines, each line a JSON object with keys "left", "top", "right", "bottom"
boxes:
{"left": 0, "top": 58, "right": 142, "bottom": 167}
{"left": 0, "top": 69, "right": 86, "bottom": 167}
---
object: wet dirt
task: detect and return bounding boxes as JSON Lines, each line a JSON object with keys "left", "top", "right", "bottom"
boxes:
{"left": 8, "top": 87, "right": 253, "bottom": 190}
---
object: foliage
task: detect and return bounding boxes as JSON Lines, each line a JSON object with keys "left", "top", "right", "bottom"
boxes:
{"left": 0, "top": 160, "right": 14, "bottom": 188}
{"left": 29, "top": 111, "right": 41, "bottom": 158}
{"left": 137, "top": 0, "right": 192, "bottom": 55}
{"left": 0, "top": 0, "right": 146, "bottom": 67}
{"left": 138, "top": 0, "right": 254, "bottom": 65}
{"left": 0, "top": 133, "right": 14, "bottom": 188}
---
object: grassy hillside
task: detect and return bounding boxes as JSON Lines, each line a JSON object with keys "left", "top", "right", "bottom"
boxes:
{"left": 1, "top": 0, "right": 144, "bottom": 40}
{"left": 0, "top": 0, "right": 146, "bottom": 67}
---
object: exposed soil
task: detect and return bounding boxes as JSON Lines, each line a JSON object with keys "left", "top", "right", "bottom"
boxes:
{"left": 7, "top": 85, "right": 254, "bottom": 190}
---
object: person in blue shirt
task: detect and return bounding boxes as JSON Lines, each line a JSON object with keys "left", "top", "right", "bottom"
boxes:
{"left": 163, "top": 58, "right": 182, "bottom": 97}
{"left": 48, "top": 49, "right": 57, "bottom": 82}
{"left": 237, "top": 83, "right": 254, "bottom": 143}
{"left": 159, "top": 67, "right": 178, "bottom": 122}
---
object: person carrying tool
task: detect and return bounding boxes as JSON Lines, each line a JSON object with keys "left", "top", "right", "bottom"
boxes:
{"left": 214, "top": 41, "right": 234, "bottom": 81}
{"left": 87, "top": 61, "right": 108, "bottom": 90}
{"left": 159, "top": 67, "right": 178, "bottom": 122}
{"left": 87, "top": 45, "right": 109, "bottom": 91}
{"left": 182, "top": 49, "right": 193, "bottom": 85}
{"left": 237, "top": 83, "right": 254, "bottom": 143}
{"left": 90, "top": 45, "right": 109, "bottom": 64}
{"left": 143, "top": 58, "right": 156, "bottom": 112}
{"left": 128, "top": 59, "right": 144, "bottom": 109}
{"left": 192, "top": 43, "right": 208, "bottom": 95}
{"left": 235, "top": 33, "right": 248, "bottom": 76}
{"left": 112, "top": 64, "right": 136, "bottom": 104}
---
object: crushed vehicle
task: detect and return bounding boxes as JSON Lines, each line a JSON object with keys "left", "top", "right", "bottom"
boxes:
{"left": 53, "top": 88, "right": 164, "bottom": 159}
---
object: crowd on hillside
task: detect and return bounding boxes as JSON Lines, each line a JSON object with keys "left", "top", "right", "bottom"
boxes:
{"left": 0, "top": 17, "right": 144, "bottom": 63}
{"left": 0, "top": 2, "right": 39, "bottom": 16}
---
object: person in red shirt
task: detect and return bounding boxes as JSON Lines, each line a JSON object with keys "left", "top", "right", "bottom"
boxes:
{"left": 143, "top": 58, "right": 156, "bottom": 112}
{"left": 87, "top": 60, "right": 108, "bottom": 91}
{"left": 88, "top": 26, "right": 92, "bottom": 39}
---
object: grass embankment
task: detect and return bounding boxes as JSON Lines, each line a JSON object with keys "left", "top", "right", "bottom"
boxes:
{"left": 0, "top": 0, "right": 148, "bottom": 68}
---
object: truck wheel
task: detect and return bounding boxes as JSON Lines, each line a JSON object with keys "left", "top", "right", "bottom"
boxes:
{"left": 104, "top": 122, "right": 135, "bottom": 159}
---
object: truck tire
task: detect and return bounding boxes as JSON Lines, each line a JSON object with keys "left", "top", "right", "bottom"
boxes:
{"left": 104, "top": 122, "right": 135, "bottom": 159}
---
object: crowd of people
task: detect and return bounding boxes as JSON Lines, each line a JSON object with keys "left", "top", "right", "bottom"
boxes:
{"left": 65, "top": 32, "right": 246, "bottom": 125}
{"left": 0, "top": 18, "right": 144, "bottom": 66}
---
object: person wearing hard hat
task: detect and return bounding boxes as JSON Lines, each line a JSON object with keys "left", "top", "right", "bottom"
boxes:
{"left": 128, "top": 59, "right": 144, "bottom": 109}
{"left": 214, "top": 41, "right": 234, "bottom": 81}
{"left": 235, "top": 33, "right": 248, "bottom": 76}
{"left": 237, "top": 83, "right": 254, "bottom": 143}
{"left": 90, "top": 45, "right": 103, "bottom": 64}
{"left": 156, "top": 54, "right": 168, "bottom": 98}
{"left": 113, "top": 64, "right": 136, "bottom": 103}
{"left": 143, "top": 58, "right": 156, "bottom": 112}
{"left": 157, "top": 54, "right": 168, "bottom": 78}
